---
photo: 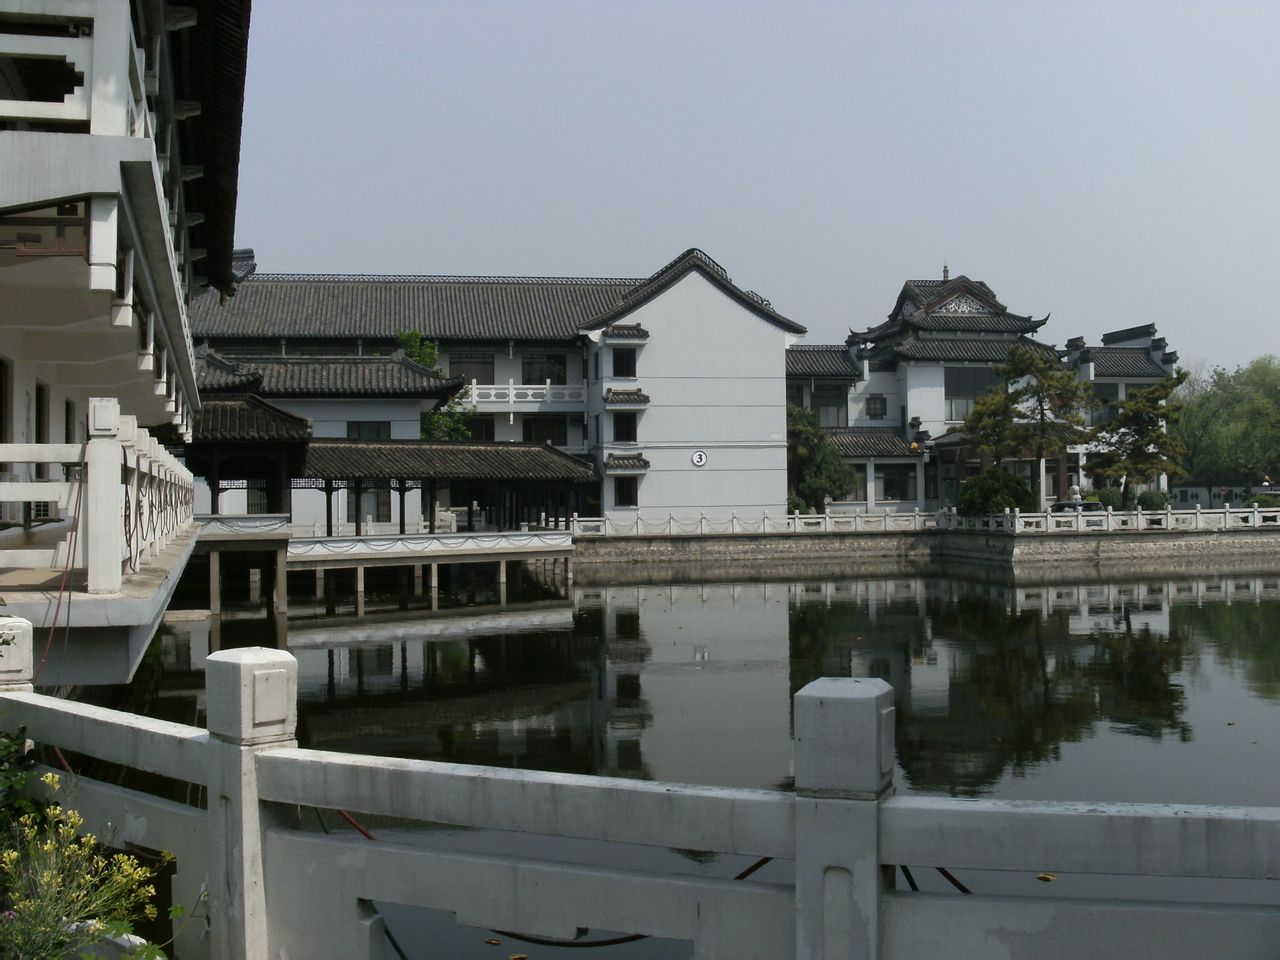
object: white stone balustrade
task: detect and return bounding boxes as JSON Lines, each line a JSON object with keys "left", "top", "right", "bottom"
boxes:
{"left": 0, "top": 619, "right": 1277, "bottom": 958}
{"left": 463, "top": 379, "right": 588, "bottom": 411}
{"left": 0, "top": 398, "right": 194, "bottom": 593}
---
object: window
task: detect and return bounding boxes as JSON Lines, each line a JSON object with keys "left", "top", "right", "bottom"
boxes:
{"left": 246, "top": 482, "right": 269, "bottom": 515}
{"left": 347, "top": 482, "right": 391, "bottom": 524}
{"left": 347, "top": 421, "right": 391, "bottom": 441}
{"left": 866, "top": 395, "right": 887, "bottom": 420}
{"left": 877, "top": 464, "right": 918, "bottom": 502}
{"left": 944, "top": 367, "right": 1000, "bottom": 421}
{"left": 612, "top": 347, "right": 637, "bottom": 378}
{"left": 466, "top": 415, "right": 495, "bottom": 441}
{"left": 592, "top": 352, "right": 600, "bottom": 382}
{"left": 449, "top": 351, "right": 494, "bottom": 383}
{"left": 1092, "top": 383, "right": 1119, "bottom": 425}
{"left": 614, "top": 476, "right": 638, "bottom": 507}
{"left": 64, "top": 400, "right": 76, "bottom": 444}
{"left": 522, "top": 415, "right": 568, "bottom": 446}
{"left": 812, "top": 384, "right": 848, "bottom": 427}
{"left": 522, "top": 352, "right": 567, "bottom": 385}
{"left": 786, "top": 382, "right": 803, "bottom": 407}
{"left": 613, "top": 411, "right": 637, "bottom": 443}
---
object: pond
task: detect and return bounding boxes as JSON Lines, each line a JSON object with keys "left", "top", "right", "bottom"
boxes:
{"left": 155, "top": 570, "right": 1280, "bottom": 804}
{"left": 140, "top": 568, "right": 1280, "bottom": 957}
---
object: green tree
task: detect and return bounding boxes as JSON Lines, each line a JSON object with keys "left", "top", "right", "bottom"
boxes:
{"left": 1002, "top": 344, "right": 1092, "bottom": 507}
{"left": 956, "top": 468, "right": 1035, "bottom": 516}
{"left": 964, "top": 384, "right": 1019, "bottom": 465}
{"left": 394, "top": 330, "right": 477, "bottom": 441}
{"left": 1173, "top": 356, "right": 1280, "bottom": 485}
{"left": 1088, "top": 372, "right": 1188, "bottom": 502}
{"left": 961, "top": 344, "right": 1091, "bottom": 505}
{"left": 786, "top": 404, "right": 855, "bottom": 511}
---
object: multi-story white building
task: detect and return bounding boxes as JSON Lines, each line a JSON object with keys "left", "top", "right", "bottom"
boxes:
{"left": 190, "top": 248, "right": 805, "bottom": 527}
{"left": 785, "top": 273, "right": 1178, "bottom": 509}
{"left": 0, "top": 0, "right": 251, "bottom": 682}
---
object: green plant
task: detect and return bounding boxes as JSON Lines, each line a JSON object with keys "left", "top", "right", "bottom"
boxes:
{"left": 1137, "top": 490, "right": 1171, "bottom": 510}
{"left": 956, "top": 469, "right": 1035, "bottom": 516}
{"left": 1245, "top": 493, "right": 1280, "bottom": 508}
{"left": 786, "top": 404, "right": 855, "bottom": 512}
{"left": 0, "top": 773, "right": 163, "bottom": 960}
{"left": 1092, "top": 487, "right": 1123, "bottom": 510}
{"left": 394, "top": 330, "right": 479, "bottom": 440}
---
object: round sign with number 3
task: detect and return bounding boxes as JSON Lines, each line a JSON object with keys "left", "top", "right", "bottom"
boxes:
{"left": 691, "top": 450, "right": 708, "bottom": 467}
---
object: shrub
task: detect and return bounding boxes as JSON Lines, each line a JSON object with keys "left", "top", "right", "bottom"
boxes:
{"left": 957, "top": 469, "right": 1035, "bottom": 516}
{"left": 1091, "top": 487, "right": 1123, "bottom": 510}
{"left": 0, "top": 772, "right": 162, "bottom": 960}
{"left": 1245, "top": 493, "right": 1280, "bottom": 508}
{"left": 1137, "top": 490, "right": 1171, "bottom": 510}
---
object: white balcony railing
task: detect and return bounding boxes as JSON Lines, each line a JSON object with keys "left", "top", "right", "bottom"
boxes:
{"left": 0, "top": 0, "right": 152, "bottom": 139}
{"left": 463, "top": 380, "right": 588, "bottom": 410}
{"left": 0, "top": 399, "right": 194, "bottom": 593}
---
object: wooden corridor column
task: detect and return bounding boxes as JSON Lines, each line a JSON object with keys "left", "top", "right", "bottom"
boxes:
{"left": 324, "top": 481, "right": 334, "bottom": 536}
{"left": 428, "top": 479, "right": 437, "bottom": 534}
{"left": 353, "top": 479, "right": 364, "bottom": 536}
{"left": 397, "top": 480, "right": 407, "bottom": 535}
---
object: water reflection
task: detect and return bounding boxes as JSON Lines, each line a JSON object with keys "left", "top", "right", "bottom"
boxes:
{"left": 153, "top": 573, "right": 1280, "bottom": 802}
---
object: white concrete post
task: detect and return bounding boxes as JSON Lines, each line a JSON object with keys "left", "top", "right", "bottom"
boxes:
{"left": 0, "top": 617, "right": 34, "bottom": 693}
{"left": 866, "top": 460, "right": 877, "bottom": 511}
{"left": 794, "top": 678, "right": 894, "bottom": 960}
{"left": 205, "top": 647, "right": 298, "bottom": 960}
{"left": 86, "top": 398, "right": 123, "bottom": 593}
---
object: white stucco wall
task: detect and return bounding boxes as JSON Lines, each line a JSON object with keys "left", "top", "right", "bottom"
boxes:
{"left": 903, "top": 363, "right": 947, "bottom": 436}
{"left": 592, "top": 271, "right": 791, "bottom": 523}
{"left": 849, "top": 371, "right": 901, "bottom": 427}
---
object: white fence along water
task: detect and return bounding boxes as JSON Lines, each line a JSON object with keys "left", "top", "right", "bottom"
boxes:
{"left": 0, "top": 617, "right": 1275, "bottom": 959}
{"left": 568, "top": 505, "right": 1280, "bottom": 538}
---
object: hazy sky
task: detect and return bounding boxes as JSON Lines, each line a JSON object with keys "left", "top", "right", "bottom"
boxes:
{"left": 233, "top": 1, "right": 1279, "bottom": 369}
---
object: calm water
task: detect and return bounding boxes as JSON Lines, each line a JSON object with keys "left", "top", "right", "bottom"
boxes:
{"left": 142, "top": 569, "right": 1280, "bottom": 957}
{"left": 165, "top": 569, "right": 1280, "bottom": 806}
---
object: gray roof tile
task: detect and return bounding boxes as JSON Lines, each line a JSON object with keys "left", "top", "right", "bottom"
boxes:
{"left": 826, "top": 428, "right": 920, "bottom": 458}
{"left": 195, "top": 348, "right": 461, "bottom": 398}
{"left": 302, "top": 439, "right": 597, "bottom": 482}
{"left": 604, "top": 453, "right": 651, "bottom": 471}
{"left": 786, "top": 345, "right": 858, "bottom": 377}
{"left": 191, "top": 274, "right": 643, "bottom": 341}
{"left": 890, "top": 336, "right": 1057, "bottom": 363}
{"left": 193, "top": 396, "right": 312, "bottom": 442}
{"left": 603, "top": 388, "right": 650, "bottom": 405}
{"left": 1088, "top": 347, "right": 1168, "bottom": 378}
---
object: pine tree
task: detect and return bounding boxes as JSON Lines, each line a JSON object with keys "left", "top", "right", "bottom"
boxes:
{"left": 1088, "top": 372, "right": 1188, "bottom": 498}
{"left": 786, "top": 404, "right": 855, "bottom": 511}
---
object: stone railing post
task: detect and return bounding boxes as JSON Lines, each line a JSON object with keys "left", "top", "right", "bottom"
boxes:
{"left": 85, "top": 398, "right": 124, "bottom": 593}
{"left": 794, "top": 678, "right": 895, "bottom": 960}
{"left": 205, "top": 648, "right": 298, "bottom": 960}
{"left": 0, "top": 617, "right": 34, "bottom": 694}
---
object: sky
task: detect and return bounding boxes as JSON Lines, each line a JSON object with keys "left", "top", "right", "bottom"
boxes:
{"left": 232, "top": 1, "right": 1279, "bottom": 370}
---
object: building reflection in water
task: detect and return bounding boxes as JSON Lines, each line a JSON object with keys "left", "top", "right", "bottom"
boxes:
{"left": 151, "top": 573, "right": 1280, "bottom": 799}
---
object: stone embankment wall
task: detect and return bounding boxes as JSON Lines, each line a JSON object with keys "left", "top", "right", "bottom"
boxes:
{"left": 574, "top": 529, "right": 1280, "bottom": 582}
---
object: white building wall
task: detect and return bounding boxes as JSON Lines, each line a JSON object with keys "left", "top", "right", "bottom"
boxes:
{"left": 595, "top": 272, "right": 790, "bottom": 523}
{"left": 849, "top": 371, "right": 901, "bottom": 427}
{"left": 904, "top": 363, "right": 947, "bottom": 437}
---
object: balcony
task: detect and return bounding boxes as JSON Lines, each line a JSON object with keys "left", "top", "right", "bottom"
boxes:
{"left": 0, "top": 399, "right": 196, "bottom": 683}
{"left": 462, "top": 380, "right": 588, "bottom": 413}
{"left": 0, "top": 0, "right": 204, "bottom": 438}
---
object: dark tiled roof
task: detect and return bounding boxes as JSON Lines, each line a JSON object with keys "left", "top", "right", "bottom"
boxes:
{"left": 580, "top": 248, "right": 806, "bottom": 334}
{"left": 182, "top": 1, "right": 252, "bottom": 296}
{"left": 193, "top": 396, "right": 312, "bottom": 443}
{"left": 933, "top": 420, "right": 1089, "bottom": 451}
{"left": 602, "top": 323, "right": 649, "bottom": 339}
{"left": 604, "top": 453, "right": 651, "bottom": 471}
{"left": 302, "top": 439, "right": 597, "bottom": 482}
{"left": 1101, "top": 324, "right": 1156, "bottom": 345}
{"left": 190, "top": 274, "right": 643, "bottom": 341}
{"left": 1088, "top": 347, "right": 1168, "bottom": 378}
{"left": 786, "top": 345, "right": 858, "bottom": 378}
{"left": 603, "top": 388, "right": 650, "bottom": 405}
{"left": 230, "top": 248, "right": 257, "bottom": 283}
{"left": 907, "top": 312, "right": 1042, "bottom": 333}
{"left": 891, "top": 336, "right": 1057, "bottom": 363}
{"left": 195, "top": 348, "right": 462, "bottom": 398}
{"left": 826, "top": 428, "right": 920, "bottom": 458}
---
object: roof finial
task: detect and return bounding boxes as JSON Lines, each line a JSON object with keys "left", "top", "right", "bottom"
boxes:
{"left": 942, "top": 261, "right": 949, "bottom": 281}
